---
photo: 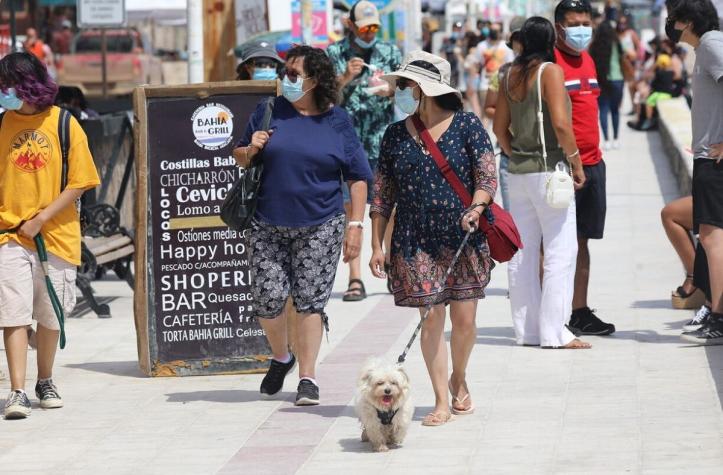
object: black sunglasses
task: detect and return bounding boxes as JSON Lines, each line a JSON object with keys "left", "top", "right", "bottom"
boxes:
{"left": 396, "top": 78, "right": 417, "bottom": 90}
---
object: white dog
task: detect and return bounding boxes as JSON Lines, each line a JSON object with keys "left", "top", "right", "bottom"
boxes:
{"left": 354, "top": 359, "right": 413, "bottom": 452}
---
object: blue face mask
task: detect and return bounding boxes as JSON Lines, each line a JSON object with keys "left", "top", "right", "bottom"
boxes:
{"left": 481, "top": 27, "right": 490, "bottom": 37}
{"left": 354, "top": 36, "right": 377, "bottom": 50}
{"left": 252, "top": 67, "right": 277, "bottom": 80}
{"left": 394, "top": 86, "right": 419, "bottom": 115}
{"left": 282, "top": 74, "right": 308, "bottom": 103}
{"left": 0, "top": 88, "right": 23, "bottom": 111}
{"left": 563, "top": 26, "right": 593, "bottom": 52}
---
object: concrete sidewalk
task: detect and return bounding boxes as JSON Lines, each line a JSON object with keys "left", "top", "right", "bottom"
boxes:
{"left": 2, "top": 122, "right": 723, "bottom": 474}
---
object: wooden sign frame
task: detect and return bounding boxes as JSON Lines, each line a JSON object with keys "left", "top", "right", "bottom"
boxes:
{"left": 133, "top": 80, "right": 279, "bottom": 376}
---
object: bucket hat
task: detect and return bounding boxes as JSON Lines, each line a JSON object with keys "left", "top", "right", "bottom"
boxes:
{"left": 381, "top": 50, "right": 460, "bottom": 97}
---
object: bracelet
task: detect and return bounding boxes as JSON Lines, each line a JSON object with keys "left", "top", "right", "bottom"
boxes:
{"left": 567, "top": 150, "right": 580, "bottom": 160}
{"left": 347, "top": 221, "right": 363, "bottom": 229}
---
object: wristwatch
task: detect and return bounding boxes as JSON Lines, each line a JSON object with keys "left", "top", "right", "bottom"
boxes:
{"left": 347, "top": 221, "right": 364, "bottom": 229}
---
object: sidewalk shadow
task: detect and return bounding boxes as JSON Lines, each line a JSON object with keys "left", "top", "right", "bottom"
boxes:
{"left": 339, "top": 436, "right": 404, "bottom": 453}
{"left": 610, "top": 330, "right": 685, "bottom": 344}
{"left": 69, "top": 296, "right": 117, "bottom": 318}
{"left": 65, "top": 360, "right": 145, "bottom": 378}
{"left": 277, "top": 404, "right": 355, "bottom": 418}
{"left": 443, "top": 326, "right": 516, "bottom": 346}
{"left": 630, "top": 299, "right": 673, "bottom": 309}
{"left": 706, "top": 346, "right": 723, "bottom": 411}
{"left": 165, "top": 389, "right": 291, "bottom": 404}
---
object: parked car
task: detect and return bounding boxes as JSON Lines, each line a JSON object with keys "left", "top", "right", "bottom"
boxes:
{"left": 57, "top": 28, "right": 162, "bottom": 97}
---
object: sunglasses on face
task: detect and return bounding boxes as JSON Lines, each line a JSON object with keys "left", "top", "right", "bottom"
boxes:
{"left": 396, "top": 78, "right": 417, "bottom": 90}
{"left": 283, "top": 68, "right": 310, "bottom": 83}
{"left": 252, "top": 59, "right": 277, "bottom": 69}
{"left": 358, "top": 24, "right": 379, "bottom": 34}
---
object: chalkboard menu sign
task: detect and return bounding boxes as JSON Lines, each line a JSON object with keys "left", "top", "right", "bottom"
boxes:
{"left": 133, "top": 81, "right": 277, "bottom": 376}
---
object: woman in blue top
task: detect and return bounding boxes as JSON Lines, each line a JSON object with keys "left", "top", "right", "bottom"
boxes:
{"left": 370, "top": 51, "right": 497, "bottom": 426}
{"left": 234, "top": 45, "right": 372, "bottom": 406}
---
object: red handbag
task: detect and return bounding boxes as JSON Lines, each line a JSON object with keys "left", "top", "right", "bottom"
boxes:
{"left": 411, "top": 114, "right": 523, "bottom": 263}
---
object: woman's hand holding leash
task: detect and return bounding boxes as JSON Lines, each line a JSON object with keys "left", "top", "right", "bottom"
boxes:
{"left": 18, "top": 212, "right": 47, "bottom": 239}
{"left": 370, "top": 248, "right": 386, "bottom": 278}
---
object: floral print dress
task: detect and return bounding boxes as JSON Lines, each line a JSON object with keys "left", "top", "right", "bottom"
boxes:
{"left": 370, "top": 111, "right": 498, "bottom": 307}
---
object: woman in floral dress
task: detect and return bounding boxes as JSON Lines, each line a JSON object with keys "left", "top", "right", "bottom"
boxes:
{"left": 369, "top": 51, "right": 497, "bottom": 426}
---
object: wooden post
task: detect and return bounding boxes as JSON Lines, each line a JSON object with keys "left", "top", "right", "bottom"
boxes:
{"left": 203, "top": 0, "right": 237, "bottom": 82}
{"left": 101, "top": 28, "right": 108, "bottom": 99}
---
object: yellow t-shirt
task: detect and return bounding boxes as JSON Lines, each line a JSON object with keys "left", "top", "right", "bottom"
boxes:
{"left": 0, "top": 106, "right": 100, "bottom": 265}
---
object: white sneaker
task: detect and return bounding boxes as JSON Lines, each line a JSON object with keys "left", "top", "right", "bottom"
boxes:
{"left": 683, "top": 305, "right": 711, "bottom": 332}
{"left": 612, "top": 139, "right": 620, "bottom": 149}
{"left": 602, "top": 141, "right": 611, "bottom": 150}
{"left": 4, "top": 390, "right": 31, "bottom": 419}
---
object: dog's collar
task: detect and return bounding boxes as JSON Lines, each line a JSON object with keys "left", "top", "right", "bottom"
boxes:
{"left": 376, "top": 408, "right": 398, "bottom": 425}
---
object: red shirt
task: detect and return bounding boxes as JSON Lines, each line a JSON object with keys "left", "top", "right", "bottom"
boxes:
{"left": 554, "top": 48, "right": 602, "bottom": 166}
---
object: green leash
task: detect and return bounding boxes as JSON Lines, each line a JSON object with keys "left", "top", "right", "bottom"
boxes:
{"left": 0, "top": 228, "right": 66, "bottom": 349}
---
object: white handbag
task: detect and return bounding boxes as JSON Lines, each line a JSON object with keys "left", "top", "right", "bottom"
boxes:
{"left": 537, "top": 62, "right": 575, "bottom": 209}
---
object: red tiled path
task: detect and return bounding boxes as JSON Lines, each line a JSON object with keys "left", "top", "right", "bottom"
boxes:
{"left": 219, "top": 297, "right": 415, "bottom": 474}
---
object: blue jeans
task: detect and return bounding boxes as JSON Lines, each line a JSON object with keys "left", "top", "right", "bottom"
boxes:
{"left": 597, "top": 80, "right": 625, "bottom": 141}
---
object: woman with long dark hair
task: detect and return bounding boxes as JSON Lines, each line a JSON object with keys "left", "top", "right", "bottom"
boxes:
{"left": 233, "top": 45, "right": 372, "bottom": 406}
{"left": 370, "top": 51, "right": 497, "bottom": 426}
{"left": 493, "top": 17, "right": 589, "bottom": 349}
{"left": 589, "top": 21, "right": 626, "bottom": 149}
{"left": 0, "top": 52, "right": 100, "bottom": 419}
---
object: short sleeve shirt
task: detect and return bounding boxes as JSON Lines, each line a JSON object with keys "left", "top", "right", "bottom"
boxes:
{"left": 326, "top": 38, "right": 402, "bottom": 162}
{"left": 555, "top": 48, "right": 602, "bottom": 166}
{"left": 238, "top": 96, "right": 372, "bottom": 227}
{"left": 691, "top": 30, "right": 723, "bottom": 160}
{"left": 0, "top": 106, "right": 100, "bottom": 265}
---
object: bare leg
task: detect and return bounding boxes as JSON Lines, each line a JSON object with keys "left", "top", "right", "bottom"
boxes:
{"left": 419, "top": 305, "right": 450, "bottom": 415}
{"left": 258, "top": 311, "right": 289, "bottom": 361}
{"left": 572, "top": 237, "right": 590, "bottom": 310}
{"left": 284, "top": 299, "right": 297, "bottom": 355}
{"left": 449, "top": 300, "right": 477, "bottom": 409}
{"left": 296, "top": 313, "right": 323, "bottom": 379}
{"left": 35, "top": 324, "right": 59, "bottom": 380}
{"left": 3, "top": 326, "right": 28, "bottom": 391}
{"left": 384, "top": 209, "right": 395, "bottom": 265}
{"left": 661, "top": 196, "right": 695, "bottom": 293}
{"left": 699, "top": 224, "right": 723, "bottom": 313}
{"left": 343, "top": 201, "right": 364, "bottom": 298}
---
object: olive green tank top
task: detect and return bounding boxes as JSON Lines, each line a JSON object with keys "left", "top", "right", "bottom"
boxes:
{"left": 504, "top": 64, "right": 570, "bottom": 174}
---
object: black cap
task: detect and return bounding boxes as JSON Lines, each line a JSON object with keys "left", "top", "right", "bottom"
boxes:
{"left": 240, "top": 41, "right": 283, "bottom": 64}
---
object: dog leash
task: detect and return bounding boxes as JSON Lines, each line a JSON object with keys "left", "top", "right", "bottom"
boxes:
{"left": 397, "top": 227, "right": 474, "bottom": 365}
{"left": 0, "top": 227, "right": 67, "bottom": 349}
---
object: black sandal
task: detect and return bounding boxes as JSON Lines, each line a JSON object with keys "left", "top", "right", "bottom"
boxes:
{"left": 342, "top": 278, "right": 367, "bottom": 302}
{"left": 384, "top": 262, "right": 393, "bottom": 294}
{"left": 672, "top": 274, "right": 705, "bottom": 309}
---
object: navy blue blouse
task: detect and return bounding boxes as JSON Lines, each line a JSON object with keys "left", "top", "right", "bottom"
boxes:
{"left": 239, "top": 96, "right": 372, "bottom": 227}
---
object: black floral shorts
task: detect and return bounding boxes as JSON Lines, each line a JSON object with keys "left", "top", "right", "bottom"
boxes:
{"left": 248, "top": 214, "right": 345, "bottom": 318}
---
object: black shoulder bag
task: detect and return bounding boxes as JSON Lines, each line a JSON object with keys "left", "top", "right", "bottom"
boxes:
{"left": 220, "top": 97, "right": 275, "bottom": 231}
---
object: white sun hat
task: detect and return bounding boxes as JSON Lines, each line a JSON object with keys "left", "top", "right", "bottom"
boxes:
{"left": 381, "top": 50, "right": 460, "bottom": 97}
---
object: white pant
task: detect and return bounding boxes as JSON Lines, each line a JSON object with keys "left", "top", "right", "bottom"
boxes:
{"left": 507, "top": 173, "right": 578, "bottom": 347}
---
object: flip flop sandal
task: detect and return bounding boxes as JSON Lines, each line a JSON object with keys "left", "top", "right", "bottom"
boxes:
{"left": 448, "top": 380, "right": 475, "bottom": 415}
{"left": 421, "top": 412, "right": 453, "bottom": 426}
{"left": 542, "top": 338, "right": 592, "bottom": 349}
{"left": 342, "top": 278, "right": 367, "bottom": 302}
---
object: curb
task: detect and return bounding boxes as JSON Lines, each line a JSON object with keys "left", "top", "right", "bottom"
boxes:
{"left": 657, "top": 97, "right": 694, "bottom": 195}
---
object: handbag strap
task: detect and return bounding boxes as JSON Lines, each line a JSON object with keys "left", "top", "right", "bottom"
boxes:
{"left": 410, "top": 114, "right": 472, "bottom": 207}
{"left": 536, "top": 62, "right": 551, "bottom": 173}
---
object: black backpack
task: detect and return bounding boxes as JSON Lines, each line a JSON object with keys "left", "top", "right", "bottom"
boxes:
{"left": 0, "top": 107, "right": 72, "bottom": 191}
{"left": 220, "top": 97, "right": 274, "bottom": 232}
